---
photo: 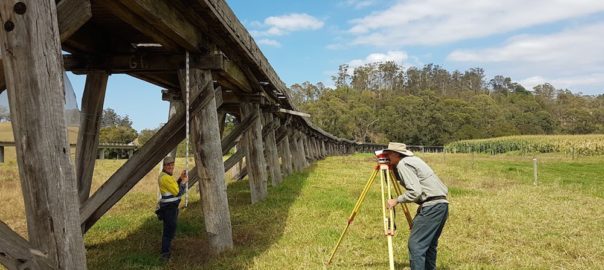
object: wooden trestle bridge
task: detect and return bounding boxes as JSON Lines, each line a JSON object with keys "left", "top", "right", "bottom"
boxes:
{"left": 0, "top": 0, "right": 383, "bottom": 269}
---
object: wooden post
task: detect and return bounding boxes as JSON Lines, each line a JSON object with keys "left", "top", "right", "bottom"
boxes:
{"left": 305, "top": 136, "right": 313, "bottom": 162}
{"left": 75, "top": 71, "right": 108, "bottom": 204}
{"left": 241, "top": 102, "right": 268, "bottom": 203}
{"left": 217, "top": 111, "right": 227, "bottom": 140}
{"left": 298, "top": 132, "right": 309, "bottom": 168}
{"left": 0, "top": 145, "right": 3, "bottom": 163}
{"left": 0, "top": 0, "right": 87, "bottom": 268}
{"left": 178, "top": 68, "right": 233, "bottom": 252}
{"left": 263, "top": 112, "right": 282, "bottom": 186}
{"left": 288, "top": 130, "right": 302, "bottom": 172}
{"left": 314, "top": 138, "right": 321, "bottom": 159}
{"left": 321, "top": 141, "right": 327, "bottom": 158}
{"left": 167, "top": 97, "right": 184, "bottom": 158}
{"left": 232, "top": 139, "right": 244, "bottom": 179}
{"left": 297, "top": 133, "right": 305, "bottom": 167}
{"left": 279, "top": 135, "right": 293, "bottom": 176}
{"left": 306, "top": 137, "right": 314, "bottom": 161}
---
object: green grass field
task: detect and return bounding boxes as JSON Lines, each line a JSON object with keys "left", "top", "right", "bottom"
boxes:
{"left": 1, "top": 150, "right": 603, "bottom": 269}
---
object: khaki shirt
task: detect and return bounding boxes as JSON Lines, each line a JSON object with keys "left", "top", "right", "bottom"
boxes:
{"left": 395, "top": 156, "right": 448, "bottom": 207}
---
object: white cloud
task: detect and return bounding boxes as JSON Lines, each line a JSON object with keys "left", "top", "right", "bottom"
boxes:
{"left": 448, "top": 23, "right": 604, "bottom": 65}
{"left": 447, "top": 23, "right": 604, "bottom": 93}
{"left": 347, "top": 0, "right": 604, "bottom": 46}
{"left": 255, "top": 13, "right": 324, "bottom": 36}
{"left": 348, "top": 51, "right": 409, "bottom": 68}
{"left": 342, "top": 0, "right": 377, "bottom": 9}
{"left": 520, "top": 74, "right": 604, "bottom": 93}
{"left": 257, "top": 39, "right": 282, "bottom": 47}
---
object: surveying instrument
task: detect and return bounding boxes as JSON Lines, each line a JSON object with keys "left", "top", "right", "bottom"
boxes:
{"left": 325, "top": 150, "right": 414, "bottom": 270}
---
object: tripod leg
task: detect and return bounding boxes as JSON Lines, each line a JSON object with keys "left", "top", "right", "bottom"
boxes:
{"left": 325, "top": 168, "right": 379, "bottom": 265}
{"left": 390, "top": 170, "right": 414, "bottom": 230}
{"left": 384, "top": 167, "right": 396, "bottom": 270}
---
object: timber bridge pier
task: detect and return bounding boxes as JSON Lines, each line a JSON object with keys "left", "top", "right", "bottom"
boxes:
{"left": 0, "top": 0, "right": 383, "bottom": 269}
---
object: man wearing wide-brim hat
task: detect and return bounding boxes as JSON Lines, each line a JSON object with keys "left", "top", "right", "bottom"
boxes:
{"left": 155, "top": 156, "right": 188, "bottom": 261}
{"left": 383, "top": 142, "right": 449, "bottom": 270}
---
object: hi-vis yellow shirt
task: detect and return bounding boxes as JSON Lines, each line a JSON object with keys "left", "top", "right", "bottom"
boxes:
{"left": 158, "top": 171, "right": 180, "bottom": 202}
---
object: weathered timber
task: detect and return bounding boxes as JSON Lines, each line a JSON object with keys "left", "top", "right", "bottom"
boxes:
{"left": 0, "top": 0, "right": 90, "bottom": 96}
{"left": 178, "top": 68, "right": 233, "bottom": 252}
{"left": 57, "top": 0, "right": 92, "bottom": 41}
{"left": 223, "top": 147, "right": 245, "bottom": 173}
{"left": 0, "top": 0, "right": 87, "bottom": 268}
{"left": 289, "top": 132, "right": 302, "bottom": 172}
{"left": 298, "top": 132, "right": 309, "bottom": 168}
{"left": 235, "top": 165, "right": 248, "bottom": 181}
{"left": 263, "top": 113, "right": 282, "bottom": 186}
{"left": 76, "top": 71, "right": 109, "bottom": 204}
{"left": 241, "top": 102, "right": 268, "bottom": 203}
{"left": 167, "top": 95, "right": 184, "bottom": 158}
{"left": 231, "top": 139, "right": 245, "bottom": 180}
{"left": 221, "top": 112, "right": 258, "bottom": 155}
{"left": 121, "top": 0, "right": 206, "bottom": 52}
{"left": 99, "top": 0, "right": 181, "bottom": 51}
{"left": 0, "top": 221, "right": 54, "bottom": 269}
{"left": 0, "top": 146, "right": 4, "bottom": 163}
{"left": 190, "top": 0, "right": 289, "bottom": 97}
{"left": 321, "top": 141, "right": 327, "bottom": 158}
{"left": 64, "top": 53, "right": 248, "bottom": 87}
{"left": 314, "top": 138, "right": 321, "bottom": 159}
{"left": 218, "top": 111, "right": 227, "bottom": 137}
{"left": 187, "top": 113, "right": 261, "bottom": 187}
{"left": 0, "top": 59, "right": 5, "bottom": 93}
{"left": 279, "top": 135, "right": 293, "bottom": 176}
{"left": 307, "top": 137, "right": 315, "bottom": 161}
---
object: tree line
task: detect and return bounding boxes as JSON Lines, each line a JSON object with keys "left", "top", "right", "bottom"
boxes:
{"left": 288, "top": 62, "right": 604, "bottom": 146}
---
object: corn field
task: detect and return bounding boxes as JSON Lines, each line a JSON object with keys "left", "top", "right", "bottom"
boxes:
{"left": 445, "top": 134, "right": 604, "bottom": 156}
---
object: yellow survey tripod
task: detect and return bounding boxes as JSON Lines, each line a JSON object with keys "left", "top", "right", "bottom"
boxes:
{"left": 326, "top": 152, "right": 414, "bottom": 270}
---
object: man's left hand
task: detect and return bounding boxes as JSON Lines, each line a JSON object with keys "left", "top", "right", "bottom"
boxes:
{"left": 387, "top": 199, "right": 398, "bottom": 209}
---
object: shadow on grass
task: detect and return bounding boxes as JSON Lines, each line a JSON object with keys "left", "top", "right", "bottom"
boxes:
{"left": 85, "top": 167, "right": 314, "bottom": 270}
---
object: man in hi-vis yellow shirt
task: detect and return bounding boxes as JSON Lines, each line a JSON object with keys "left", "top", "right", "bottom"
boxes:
{"left": 155, "top": 156, "right": 188, "bottom": 261}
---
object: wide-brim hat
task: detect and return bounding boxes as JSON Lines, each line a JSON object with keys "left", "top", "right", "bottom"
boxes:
{"left": 383, "top": 142, "right": 414, "bottom": 156}
{"left": 163, "top": 156, "right": 175, "bottom": 165}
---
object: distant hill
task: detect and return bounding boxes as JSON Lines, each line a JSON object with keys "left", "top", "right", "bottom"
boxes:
{"left": 0, "top": 72, "right": 80, "bottom": 126}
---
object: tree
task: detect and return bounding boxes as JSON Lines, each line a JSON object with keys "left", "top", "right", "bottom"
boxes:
{"left": 101, "top": 108, "right": 133, "bottom": 128}
{"left": 332, "top": 64, "right": 351, "bottom": 89}
{"left": 137, "top": 128, "right": 158, "bottom": 146}
{"left": 99, "top": 126, "right": 137, "bottom": 144}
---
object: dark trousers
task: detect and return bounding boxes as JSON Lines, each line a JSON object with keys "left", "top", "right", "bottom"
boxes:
{"left": 159, "top": 204, "right": 179, "bottom": 255}
{"left": 408, "top": 203, "right": 449, "bottom": 270}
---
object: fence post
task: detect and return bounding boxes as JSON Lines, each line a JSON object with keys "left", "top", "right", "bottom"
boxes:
{"left": 0, "top": 145, "right": 4, "bottom": 163}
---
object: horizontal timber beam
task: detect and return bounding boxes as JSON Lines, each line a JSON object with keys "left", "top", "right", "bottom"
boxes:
{"left": 64, "top": 53, "right": 253, "bottom": 91}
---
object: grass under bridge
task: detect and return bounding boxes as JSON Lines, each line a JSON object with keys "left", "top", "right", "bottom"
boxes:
{"left": 1, "top": 151, "right": 603, "bottom": 269}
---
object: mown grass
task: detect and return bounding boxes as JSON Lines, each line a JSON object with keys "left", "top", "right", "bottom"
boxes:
{"left": 1, "top": 151, "right": 603, "bottom": 269}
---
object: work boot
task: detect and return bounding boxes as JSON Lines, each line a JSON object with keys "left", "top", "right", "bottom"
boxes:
{"left": 160, "top": 252, "right": 171, "bottom": 262}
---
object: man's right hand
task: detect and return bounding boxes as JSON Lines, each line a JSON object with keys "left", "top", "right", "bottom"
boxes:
{"left": 180, "top": 170, "right": 189, "bottom": 183}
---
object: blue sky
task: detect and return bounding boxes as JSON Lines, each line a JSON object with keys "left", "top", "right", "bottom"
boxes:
{"left": 67, "top": 0, "right": 604, "bottom": 131}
